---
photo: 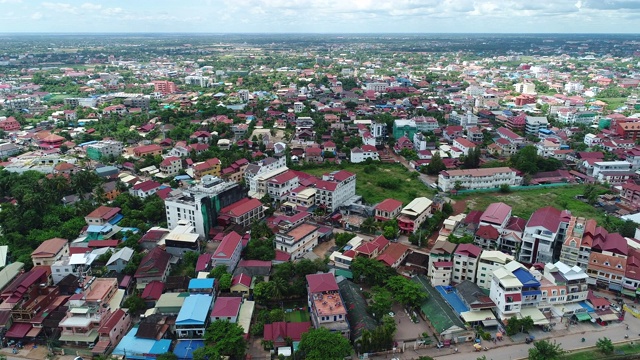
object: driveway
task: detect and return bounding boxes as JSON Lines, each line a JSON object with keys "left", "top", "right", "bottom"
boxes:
{"left": 392, "top": 303, "right": 432, "bottom": 342}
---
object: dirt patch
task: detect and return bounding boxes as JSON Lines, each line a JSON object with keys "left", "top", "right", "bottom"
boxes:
{"left": 313, "top": 239, "right": 335, "bottom": 258}
{"left": 452, "top": 199, "right": 467, "bottom": 215}
{"left": 205, "top": 241, "right": 220, "bottom": 254}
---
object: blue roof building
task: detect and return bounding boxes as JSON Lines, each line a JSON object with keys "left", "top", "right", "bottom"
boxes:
{"left": 173, "top": 340, "right": 205, "bottom": 360}
{"left": 188, "top": 278, "right": 215, "bottom": 295}
{"left": 513, "top": 268, "right": 541, "bottom": 307}
{"left": 176, "top": 295, "right": 213, "bottom": 339}
{"left": 112, "top": 326, "right": 171, "bottom": 360}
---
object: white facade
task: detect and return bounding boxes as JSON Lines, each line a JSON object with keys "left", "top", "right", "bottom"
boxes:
{"left": 514, "top": 82, "right": 536, "bottom": 94}
{"left": 244, "top": 156, "right": 287, "bottom": 198}
{"left": 350, "top": 147, "right": 379, "bottom": 163}
{"left": 584, "top": 133, "right": 602, "bottom": 147}
{"left": 430, "top": 262, "right": 453, "bottom": 286}
{"left": 86, "top": 140, "right": 123, "bottom": 159}
{"left": 438, "top": 167, "right": 522, "bottom": 192}
{"left": 315, "top": 171, "right": 356, "bottom": 212}
{"left": 564, "top": 82, "right": 584, "bottom": 94}
{"left": 592, "top": 161, "right": 632, "bottom": 178}
{"left": 365, "top": 82, "right": 389, "bottom": 92}
{"left": 452, "top": 251, "right": 479, "bottom": 284}
{"left": 476, "top": 251, "right": 514, "bottom": 290}
{"left": 274, "top": 224, "right": 319, "bottom": 260}
{"left": 489, "top": 262, "right": 524, "bottom": 320}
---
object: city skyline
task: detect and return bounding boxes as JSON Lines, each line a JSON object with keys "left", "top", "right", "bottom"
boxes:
{"left": 1, "top": 0, "right": 639, "bottom": 34}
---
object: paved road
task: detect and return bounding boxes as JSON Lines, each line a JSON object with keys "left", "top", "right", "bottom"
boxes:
{"left": 389, "top": 316, "right": 640, "bottom": 360}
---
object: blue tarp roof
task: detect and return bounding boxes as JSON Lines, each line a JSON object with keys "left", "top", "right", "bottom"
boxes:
{"left": 176, "top": 295, "right": 212, "bottom": 325}
{"left": 113, "top": 327, "right": 172, "bottom": 360}
{"left": 87, "top": 224, "right": 112, "bottom": 233}
{"left": 174, "top": 175, "right": 191, "bottom": 181}
{"left": 173, "top": 340, "right": 204, "bottom": 359}
{"left": 522, "top": 290, "right": 542, "bottom": 296}
{"left": 579, "top": 301, "right": 595, "bottom": 312}
{"left": 188, "top": 278, "right": 214, "bottom": 290}
{"left": 108, "top": 213, "right": 124, "bottom": 225}
{"left": 512, "top": 268, "right": 541, "bottom": 287}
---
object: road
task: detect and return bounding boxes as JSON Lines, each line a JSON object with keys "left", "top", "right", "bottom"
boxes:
{"left": 388, "top": 315, "right": 640, "bottom": 360}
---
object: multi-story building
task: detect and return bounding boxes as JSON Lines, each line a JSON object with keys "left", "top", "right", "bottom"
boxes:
{"left": 314, "top": 170, "right": 356, "bottom": 212}
{"left": 133, "top": 144, "right": 163, "bottom": 157}
{"left": 51, "top": 252, "right": 96, "bottom": 285}
{"left": 306, "top": 273, "right": 349, "bottom": 338}
{"left": 476, "top": 250, "right": 513, "bottom": 290}
{"left": 134, "top": 247, "right": 171, "bottom": 290}
{"left": 518, "top": 207, "right": 570, "bottom": 264}
{"left": 525, "top": 116, "right": 549, "bottom": 136}
{"left": 266, "top": 170, "right": 299, "bottom": 201}
{"left": 211, "top": 231, "right": 243, "bottom": 273}
{"left": 31, "top": 237, "right": 69, "bottom": 266}
{"left": 164, "top": 220, "right": 200, "bottom": 257}
{"left": 514, "top": 82, "right": 536, "bottom": 94}
{"left": 192, "top": 158, "right": 221, "bottom": 180}
{"left": 428, "top": 240, "right": 456, "bottom": 278}
{"left": 175, "top": 295, "right": 214, "bottom": 339}
{"left": 413, "top": 116, "right": 439, "bottom": 133}
{"left": 365, "top": 82, "right": 389, "bottom": 92}
{"left": 374, "top": 198, "right": 403, "bottom": 222}
{"left": 217, "top": 198, "right": 264, "bottom": 229}
{"left": 452, "top": 137, "right": 476, "bottom": 156}
{"left": 159, "top": 156, "right": 183, "bottom": 177}
{"left": 397, "top": 197, "right": 432, "bottom": 234}
{"left": 557, "top": 110, "right": 596, "bottom": 125}
{"left": 496, "top": 127, "right": 524, "bottom": 145}
{"left": 152, "top": 80, "right": 177, "bottom": 95}
{"left": 543, "top": 261, "right": 589, "bottom": 311}
{"left": 274, "top": 223, "right": 319, "bottom": 260}
{"left": 123, "top": 96, "right": 151, "bottom": 109}
{"left": 559, "top": 217, "right": 587, "bottom": 268}
{"left": 616, "top": 121, "right": 640, "bottom": 141}
{"left": 164, "top": 176, "right": 246, "bottom": 238}
{"left": 393, "top": 119, "right": 417, "bottom": 140}
{"left": 489, "top": 261, "right": 525, "bottom": 320}
{"left": 86, "top": 140, "right": 124, "bottom": 161}
{"left": 452, "top": 244, "right": 482, "bottom": 284}
{"left": 564, "top": 81, "right": 584, "bottom": 94}
{"left": 591, "top": 161, "right": 634, "bottom": 184}
{"left": 244, "top": 155, "right": 288, "bottom": 198}
{"left": 58, "top": 278, "right": 120, "bottom": 345}
{"left": 350, "top": 145, "right": 379, "bottom": 163}
{"left": 438, "top": 167, "right": 522, "bottom": 192}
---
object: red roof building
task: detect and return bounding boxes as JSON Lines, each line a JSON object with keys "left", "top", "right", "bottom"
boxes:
{"left": 210, "top": 297, "right": 242, "bottom": 322}
{"left": 374, "top": 199, "right": 403, "bottom": 222}
{"left": 263, "top": 322, "right": 312, "bottom": 347}
{"left": 133, "top": 144, "right": 163, "bottom": 157}
{"left": 141, "top": 281, "right": 164, "bottom": 302}
{"left": 134, "top": 247, "right": 171, "bottom": 290}
{"left": 211, "top": 231, "right": 243, "bottom": 272}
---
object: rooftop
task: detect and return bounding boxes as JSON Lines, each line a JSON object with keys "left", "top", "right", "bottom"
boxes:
{"left": 176, "top": 295, "right": 213, "bottom": 325}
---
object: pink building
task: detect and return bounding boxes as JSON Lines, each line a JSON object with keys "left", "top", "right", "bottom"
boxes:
{"left": 153, "top": 81, "right": 177, "bottom": 95}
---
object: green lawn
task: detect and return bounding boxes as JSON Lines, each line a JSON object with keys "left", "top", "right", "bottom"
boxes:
{"left": 453, "top": 185, "right": 608, "bottom": 224}
{"left": 285, "top": 310, "right": 310, "bottom": 323}
{"left": 301, "top": 163, "right": 435, "bottom": 205}
{"left": 562, "top": 342, "right": 640, "bottom": 360}
{"left": 596, "top": 97, "right": 628, "bottom": 111}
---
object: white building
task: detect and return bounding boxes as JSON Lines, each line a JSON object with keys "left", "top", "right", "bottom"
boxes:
{"left": 164, "top": 176, "right": 244, "bottom": 238}
{"left": 350, "top": 146, "right": 379, "bottom": 163}
{"left": 518, "top": 207, "right": 569, "bottom": 264}
{"left": 274, "top": 223, "right": 319, "bottom": 260}
{"left": 438, "top": 167, "right": 522, "bottom": 192}
{"left": 85, "top": 140, "right": 123, "bottom": 160}
{"left": 476, "top": 251, "right": 514, "bottom": 290}
{"left": 398, "top": 197, "right": 433, "bottom": 234}
{"left": 365, "top": 82, "right": 389, "bottom": 92}
{"left": 266, "top": 170, "right": 299, "bottom": 201}
{"left": 489, "top": 261, "right": 525, "bottom": 320}
{"left": 564, "top": 81, "right": 584, "bottom": 94}
{"left": 452, "top": 244, "right": 482, "bottom": 284}
{"left": 525, "top": 116, "right": 548, "bottom": 136}
{"left": 51, "top": 252, "right": 97, "bottom": 285}
{"left": 294, "top": 102, "right": 304, "bottom": 113}
{"left": 314, "top": 170, "right": 356, "bottom": 212}
{"left": 452, "top": 137, "right": 476, "bottom": 156}
{"left": 514, "top": 82, "right": 536, "bottom": 95}
{"left": 592, "top": 161, "right": 633, "bottom": 178}
{"left": 583, "top": 133, "right": 603, "bottom": 147}
{"left": 244, "top": 155, "right": 288, "bottom": 198}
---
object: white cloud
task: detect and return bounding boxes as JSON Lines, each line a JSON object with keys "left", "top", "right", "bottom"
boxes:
{"left": 80, "top": 2, "right": 101, "bottom": 10}
{"left": 42, "top": 2, "right": 78, "bottom": 14}
{"left": 30, "top": 11, "right": 43, "bottom": 20}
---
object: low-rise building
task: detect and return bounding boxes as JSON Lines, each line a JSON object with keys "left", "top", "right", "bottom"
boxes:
{"left": 210, "top": 297, "right": 242, "bottom": 323}
{"left": 306, "top": 273, "right": 349, "bottom": 337}
{"left": 397, "top": 197, "right": 432, "bottom": 234}
{"left": 273, "top": 223, "right": 319, "bottom": 260}
{"left": 438, "top": 167, "right": 522, "bottom": 192}
{"left": 211, "top": 231, "right": 243, "bottom": 273}
{"left": 31, "top": 237, "right": 69, "bottom": 266}
{"left": 217, "top": 198, "right": 264, "bottom": 229}
{"left": 134, "top": 247, "right": 171, "bottom": 290}
{"left": 175, "top": 294, "right": 214, "bottom": 339}
{"left": 374, "top": 198, "right": 403, "bottom": 222}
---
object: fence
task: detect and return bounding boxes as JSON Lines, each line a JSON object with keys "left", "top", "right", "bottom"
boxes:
{"left": 454, "top": 182, "right": 576, "bottom": 195}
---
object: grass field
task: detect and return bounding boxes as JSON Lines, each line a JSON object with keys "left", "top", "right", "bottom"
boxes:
{"left": 285, "top": 310, "right": 310, "bottom": 323}
{"left": 301, "top": 163, "right": 435, "bottom": 205}
{"left": 562, "top": 342, "right": 640, "bottom": 360}
{"left": 453, "top": 185, "right": 608, "bottom": 223}
{"left": 597, "top": 97, "right": 628, "bottom": 111}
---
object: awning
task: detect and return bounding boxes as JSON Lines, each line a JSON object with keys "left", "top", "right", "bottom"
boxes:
{"left": 622, "top": 288, "right": 637, "bottom": 297}
{"left": 598, "top": 313, "right": 619, "bottom": 322}
{"left": 5, "top": 323, "right": 31, "bottom": 338}
{"left": 575, "top": 312, "right": 592, "bottom": 321}
{"left": 26, "top": 327, "right": 42, "bottom": 337}
{"left": 461, "top": 310, "right": 496, "bottom": 323}
{"left": 519, "top": 307, "right": 549, "bottom": 325}
{"left": 609, "top": 283, "right": 623, "bottom": 291}
{"left": 482, "top": 319, "right": 499, "bottom": 327}
{"left": 59, "top": 330, "right": 99, "bottom": 343}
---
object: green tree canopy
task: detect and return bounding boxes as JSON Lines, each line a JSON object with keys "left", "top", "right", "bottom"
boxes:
{"left": 384, "top": 275, "right": 427, "bottom": 308}
{"left": 195, "top": 320, "right": 246, "bottom": 360}
{"left": 528, "top": 339, "right": 564, "bottom": 360}
{"left": 299, "top": 327, "right": 352, "bottom": 360}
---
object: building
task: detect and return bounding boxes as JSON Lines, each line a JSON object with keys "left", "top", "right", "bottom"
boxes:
{"left": 374, "top": 198, "right": 403, "bottom": 222}
{"left": 496, "top": 127, "right": 524, "bottom": 145}
{"left": 86, "top": 141, "right": 123, "bottom": 161}
{"left": 263, "top": 322, "right": 311, "bottom": 348}
{"left": 153, "top": 80, "right": 177, "bottom": 95}
{"left": 559, "top": 217, "right": 588, "bottom": 268}
{"left": 452, "top": 137, "right": 477, "bottom": 156}
{"left": 133, "top": 144, "right": 163, "bottom": 158}
{"left": 175, "top": 294, "right": 214, "bottom": 339}
{"left": 266, "top": 170, "right": 299, "bottom": 201}
{"left": 159, "top": 156, "right": 183, "bottom": 177}
{"left": 218, "top": 198, "right": 264, "bottom": 229}
{"left": 428, "top": 240, "right": 457, "bottom": 277}
{"left": 244, "top": 156, "right": 288, "bottom": 198}
{"left": 616, "top": 121, "right": 640, "bottom": 141}
{"left": 476, "top": 251, "right": 513, "bottom": 290}
{"left": 93, "top": 309, "right": 132, "bottom": 355}
{"left": 164, "top": 221, "right": 200, "bottom": 257}
{"left": 130, "top": 180, "right": 162, "bottom": 199}
{"left": 274, "top": 223, "right": 319, "bottom": 260}
{"left": 306, "top": 273, "right": 349, "bottom": 337}
{"left": 0, "top": 116, "right": 21, "bottom": 131}
{"left": 211, "top": 231, "right": 243, "bottom": 272}
{"left": 519, "top": 207, "right": 570, "bottom": 264}
{"left": 164, "top": 176, "right": 246, "bottom": 238}
{"left": 106, "top": 247, "right": 134, "bottom": 273}
{"left": 452, "top": 244, "right": 482, "bottom": 284}
{"left": 514, "top": 82, "right": 536, "bottom": 94}
{"left": 31, "top": 238, "right": 69, "bottom": 266}
{"left": 525, "top": 116, "right": 549, "bottom": 136}
{"left": 543, "top": 261, "right": 589, "bottom": 312}
{"left": 489, "top": 261, "right": 525, "bottom": 320}
{"left": 393, "top": 119, "right": 417, "bottom": 140}
{"left": 314, "top": 170, "right": 356, "bottom": 212}
{"left": 592, "top": 161, "right": 634, "bottom": 184}
{"left": 350, "top": 145, "right": 379, "bottom": 163}
{"left": 210, "top": 297, "right": 242, "bottom": 323}
{"left": 438, "top": 167, "right": 522, "bottom": 192}
{"left": 85, "top": 206, "right": 122, "bottom": 226}
{"left": 192, "top": 158, "right": 222, "bottom": 180}
{"left": 397, "top": 197, "right": 432, "bottom": 234}
{"left": 134, "top": 247, "right": 171, "bottom": 290}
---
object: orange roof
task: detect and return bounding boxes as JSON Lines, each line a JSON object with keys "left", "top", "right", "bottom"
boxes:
{"left": 31, "top": 238, "right": 67, "bottom": 258}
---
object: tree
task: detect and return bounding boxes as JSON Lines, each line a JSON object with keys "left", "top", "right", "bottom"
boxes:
{"left": 368, "top": 287, "right": 393, "bottom": 322}
{"left": 596, "top": 337, "right": 614, "bottom": 355}
{"left": 156, "top": 353, "right": 178, "bottom": 360}
{"left": 510, "top": 145, "right": 539, "bottom": 174}
{"left": 253, "top": 281, "right": 273, "bottom": 305}
{"left": 620, "top": 219, "right": 638, "bottom": 238}
{"left": 335, "top": 232, "right": 356, "bottom": 248}
{"left": 299, "top": 327, "right": 352, "bottom": 360}
{"left": 219, "top": 273, "right": 232, "bottom": 291}
{"left": 208, "top": 265, "right": 229, "bottom": 280}
{"left": 500, "top": 184, "right": 511, "bottom": 193}
{"left": 360, "top": 217, "right": 377, "bottom": 234}
{"left": 123, "top": 295, "right": 146, "bottom": 314}
{"left": 351, "top": 256, "right": 395, "bottom": 287}
{"left": 528, "top": 339, "right": 564, "bottom": 360}
{"left": 198, "top": 320, "right": 247, "bottom": 360}
{"left": 426, "top": 152, "right": 445, "bottom": 175}
{"left": 384, "top": 276, "right": 427, "bottom": 308}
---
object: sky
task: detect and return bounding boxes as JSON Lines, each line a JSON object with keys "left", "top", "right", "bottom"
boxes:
{"left": 0, "top": 0, "right": 639, "bottom": 34}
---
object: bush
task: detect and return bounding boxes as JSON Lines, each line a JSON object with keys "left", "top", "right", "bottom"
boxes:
{"left": 376, "top": 179, "right": 400, "bottom": 190}
{"left": 596, "top": 337, "right": 614, "bottom": 355}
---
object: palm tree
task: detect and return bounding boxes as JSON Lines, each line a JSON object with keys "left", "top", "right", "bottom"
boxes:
{"left": 360, "top": 217, "right": 377, "bottom": 234}
{"left": 270, "top": 277, "right": 288, "bottom": 301}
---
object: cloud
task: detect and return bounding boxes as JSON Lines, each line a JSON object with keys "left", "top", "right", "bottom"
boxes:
{"left": 30, "top": 11, "right": 43, "bottom": 20}
{"left": 42, "top": 2, "right": 78, "bottom": 14}
{"left": 80, "top": 2, "right": 101, "bottom": 10}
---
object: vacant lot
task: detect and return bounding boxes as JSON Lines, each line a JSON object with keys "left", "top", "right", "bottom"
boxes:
{"left": 453, "top": 185, "right": 607, "bottom": 223}
{"left": 302, "top": 163, "right": 434, "bottom": 205}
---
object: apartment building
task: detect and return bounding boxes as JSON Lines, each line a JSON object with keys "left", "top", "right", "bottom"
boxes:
{"left": 31, "top": 238, "right": 69, "bottom": 266}
{"left": 211, "top": 231, "right": 243, "bottom": 273}
{"left": 192, "top": 158, "right": 221, "bottom": 180}
{"left": 518, "top": 207, "right": 570, "bottom": 264}
{"left": 160, "top": 156, "right": 183, "bottom": 177}
{"left": 244, "top": 155, "right": 288, "bottom": 198}
{"left": 476, "top": 251, "right": 513, "bottom": 290}
{"left": 559, "top": 217, "right": 587, "bottom": 268}
{"left": 164, "top": 176, "right": 246, "bottom": 238}
{"left": 306, "top": 273, "right": 350, "bottom": 338}
{"left": 452, "top": 244, "right": 482, "bottom": 284}
{"left": 314, "top": 170, "right": 356, "bottom": 212}
{"left": 217, "top": 198, "right": 264, "bottom": 228}
{"left": 428, "top": 240, "right": 457, "bottom": 278}
{"left": 438, "top": 167, "right": 522, "bottom": 192}
{"left": 86, "top": 140, "right": 123, "bottom": 161}
{"left": 273, "top": 223, "right": 319, "bottom": 260}
{"left": 266, "top": 170, "right": 300, "bottom": 201}
{"left": 152, "top": 80, "right": 177, "bottom": 95}
{"left": 489, "top": 261, "right": 526, "bottom": 320}
{"left": 397, "top": 197, "right": 432, "bottom": 234}
{"left": 543, "top": 262, "right": 589, "bottom": 312}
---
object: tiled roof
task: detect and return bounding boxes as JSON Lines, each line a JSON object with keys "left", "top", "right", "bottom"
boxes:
{"left": 306, "top": 273, "right": 339, "bottom": 293}
{"left": 134, "top": 248, "right": 171, "bottom": 278}
{"left": 210, "top": 297, "right": 242, "bottom": 318}
{"left": 527, "top": 206, "right": 562, "bottom": 232}
{"left": 31, "top": 238, "right": 67, "bottom": 258}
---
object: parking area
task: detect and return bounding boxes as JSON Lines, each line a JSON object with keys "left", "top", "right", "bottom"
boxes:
{"left": 392, "top": 303, "right": 432, "bottom": 341}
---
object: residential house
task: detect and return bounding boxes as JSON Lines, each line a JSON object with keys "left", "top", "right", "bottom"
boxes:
{"left": 129, "top": 180, "right": 162, "bottom": 199}
{"left": 230, "top": 274, "right": 252, "bottom": 298}
{"left": 133, "top": 144, "right": 163, "bottom": 158}
{"left": 263, "top": 322, "right": 311, "bottom": 348}
{"left": 452, "top": 137, "right": 476, "bottom": 156}
{"left": 210, "top": 297, "right": 242, "bottom": 323}
{"left": 93, "top": 309, "right": 131, "bottom": 355}
{"left": 496, "top": 127, "right": 524, "bottom": 145}
{"left": 159, "top": 156, "right": 183, "bottom": 177}
{"left": 217, "top": 198, "right": 264, "bottom": 229}
{"left": 306, "top": 273, "right": 349, "bottom": 337}
{"left": 211, "top": 231, "right": 243, "bottom": 273}
{"left": 106, "top": 247, "right": 134, "bottom": 273}
{"left": 85, "top": 206, "right": 122, "bottom": 226}
{"left": 397, "top": 197, "right": 432, "bottom": 234}
{"left": 476, "top": 251, "right": 513, "bottom": 290}
{"left": 489, "top": 261, "right": 525, "bottom": 320}
{"left": 350, "top": 145, "right": 379, "bottom": 163}
{"left": 192, "top": 158, "right": 221, "bottom": 180}
{"left": 266, "top": 170, "right": 299, "bottom": 201}
{"left": 273, "top": 223, "right": 319, "bottom": 260}
{"left": 31, "top": 238, "right": 69, "bottom": 266}
{"left": 176, "top": 295, "right": 214, "bottom": 339}
{"left": 134, "top": 247, "right": 171, "bottom": 290}
{"left": 314, "top": 170, "right": 356, "bottom": 212}
{"left": 374, "top": 198, "right": 403, "bottom": 222}
{"left": 428, "top": 240, "right": 457, "bottom": 278}
{"left": 519, "top": 207, "right": 570, "bottom": 264}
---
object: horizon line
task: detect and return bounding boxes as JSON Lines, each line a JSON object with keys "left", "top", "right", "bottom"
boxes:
{"left": 1, "top": 31, "right": 640, "bottom": 35}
